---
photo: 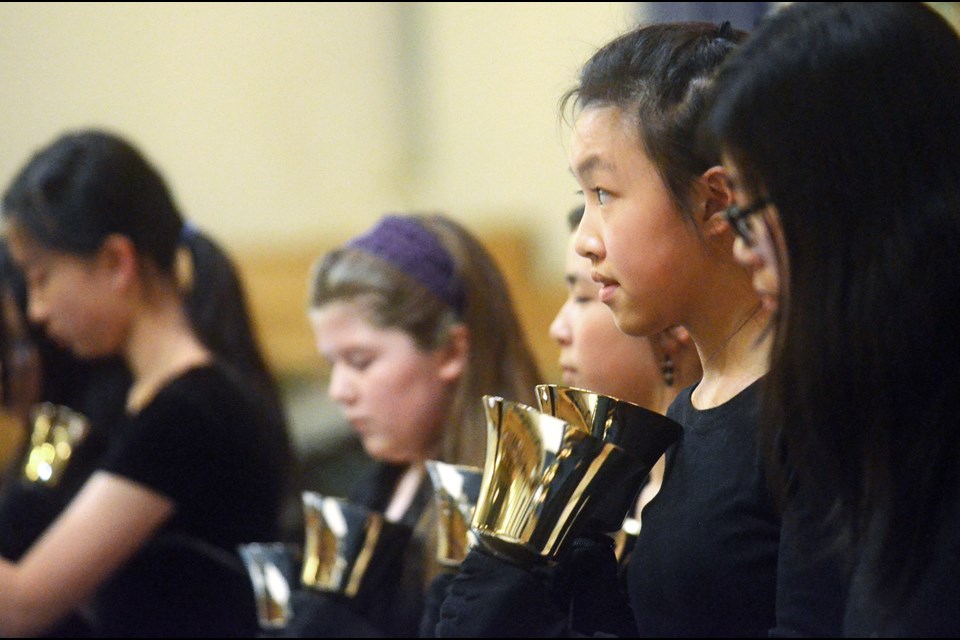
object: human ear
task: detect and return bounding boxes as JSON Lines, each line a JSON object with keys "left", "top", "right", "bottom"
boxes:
{"left": 97, "top": 234, "right": 138, "bottom": 290}
{"left": 697, "top": 166, "right": 734, "bottom": 237}
{"left": 653, "top": 325, "right": 691, "bottom": 361}
{"left": 437, "top": 324, "right": 470, "bottom": 383}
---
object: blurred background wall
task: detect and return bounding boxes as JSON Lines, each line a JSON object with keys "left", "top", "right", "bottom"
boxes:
{"left": 0, "top": 2, "right": 644, "bottom": 380}
{"left": 0, "top": 2, "right": 647, "bottom": 465}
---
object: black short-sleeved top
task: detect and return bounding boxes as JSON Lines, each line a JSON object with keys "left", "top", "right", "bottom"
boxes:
{"left": 92, "top": 363, "right": 288, "bottom": 638}
{"left": 629, "top": 380, "right": 780, "bottom": 637}
{"left": 629, "top": 379, "right": 848, "bottom": 638}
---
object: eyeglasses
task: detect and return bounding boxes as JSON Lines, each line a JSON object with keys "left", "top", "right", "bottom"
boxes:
{"left": 724, "top": 198, "right": 770, "bottom": 247}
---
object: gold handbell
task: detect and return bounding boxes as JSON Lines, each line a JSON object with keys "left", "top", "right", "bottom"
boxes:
{"left": 425, "top": 460, "right": 483, "bottom": 567}
{"left": 301, "top": 492, "right": 396, "bottom": 598}
{"left": 470, "top": 395, "right": 630, "bottom": 566}
{"left": 238, "top": 542, "right": 301, "bottom": 630}
{"left": 536, "top": 384, "right": 682, "bottom": 533}
{"left": 21, "top": 402, "right": 90, "bottom": 487}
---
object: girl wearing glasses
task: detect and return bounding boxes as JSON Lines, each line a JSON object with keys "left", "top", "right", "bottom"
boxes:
{"left": 722, "top": 198, "right": 783, "bottom": 314}
{"left": 708, "top": 2, "right": 960, "bottom": 635}
{"left": 434, "top": 21, "right": 845, "bottom": 638}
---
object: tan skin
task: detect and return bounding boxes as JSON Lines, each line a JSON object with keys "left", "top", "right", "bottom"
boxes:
{"left": 550, "top": 225, "right": 702, "bottom": 518}
{"left": 569, "top": 105, "right": 769, "bottom": 410}
{"left": 550, "top": 230, "right": 665, "bottom": 408}
{"left": 0, "top": 228, "right": 209, "bottom": 636}
{"left": 309, "top": 300, "right": 469, "bottom": 520}
{"left": 723, "top": 159, "right": 786, "bottom": 314}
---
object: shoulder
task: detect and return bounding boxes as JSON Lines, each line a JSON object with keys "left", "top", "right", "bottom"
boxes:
{"left": 138, "top": 363, "right": 257, "bottom": 422}
{"left": 667, "top": 377, "right": 761, "bottom": 432}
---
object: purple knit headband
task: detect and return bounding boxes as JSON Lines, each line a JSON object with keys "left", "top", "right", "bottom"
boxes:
{"left": 346, "top": 215, "right": 466, "bottom": 317}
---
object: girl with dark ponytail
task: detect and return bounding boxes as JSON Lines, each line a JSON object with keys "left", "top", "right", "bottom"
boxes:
{"left": 0, "top": 130, "right": 292, "bottom": 637}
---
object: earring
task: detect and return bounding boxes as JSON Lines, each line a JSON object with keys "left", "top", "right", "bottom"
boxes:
{"left": 661, "top": 355, "right": 674, "bottom": 387}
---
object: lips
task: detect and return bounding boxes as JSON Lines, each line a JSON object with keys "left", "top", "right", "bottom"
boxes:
{"left": 590, "top": 269, "right": 617, "bottom": 288}
{"left": 558, "top": 365, "right": 579, "bottom": 385}
{"left": 590, "top": 270, "right": 619, "bottom": 303}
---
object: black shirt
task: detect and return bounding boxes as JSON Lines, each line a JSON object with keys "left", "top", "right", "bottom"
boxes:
{"left": 630, "top": 379, "right": 847, "bottom": 638}
{"left": 93, "top": 363, "right": 288, "bottom": 637}
{"left": 629, "top": 380, "right": 780, "bottom": 637}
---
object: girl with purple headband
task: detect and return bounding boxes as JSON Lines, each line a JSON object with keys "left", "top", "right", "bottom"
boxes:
{"left": 283, "top": 213, "right": 541, "bottom": 637}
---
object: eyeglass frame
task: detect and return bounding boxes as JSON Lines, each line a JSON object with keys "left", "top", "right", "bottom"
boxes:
{"left": 723, "top": 197, "right": 771, "bottom": 247}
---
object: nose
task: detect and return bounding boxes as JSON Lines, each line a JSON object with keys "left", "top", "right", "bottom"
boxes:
{"left": 549, "top": 302, "right": 572, "bottom": 346}
{"left": 574, "top": 205, "right": 604, "bottom": 263}
{"left": 326, "top": 363, "right": 357, "bottom": 405}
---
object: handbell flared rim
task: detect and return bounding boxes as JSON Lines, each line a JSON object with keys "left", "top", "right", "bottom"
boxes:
{"left": 426, "top": 460, "right": 484, "bottom": 566}
{"left": 535, "top": 383, "right": 682, "bottom": 467}
{"left": 470, "top": 395, "right": 631, "bottom": 563}
{"left": 238, "top": 542, "right": 300, "bottom": 630}
{"left": 300, "top": 492, "right": 388, "bottom": 597}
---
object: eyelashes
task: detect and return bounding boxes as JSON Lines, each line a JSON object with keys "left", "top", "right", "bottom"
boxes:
{"left": 573, "top": 188, "right": 610, "bottom": 205}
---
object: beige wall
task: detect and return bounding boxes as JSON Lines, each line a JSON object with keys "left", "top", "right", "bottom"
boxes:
{"left": 0, "top": 2, "right": 637, "bottom": 249}
{"left": 0, "top": 2, "right": 638, "bottom": 376}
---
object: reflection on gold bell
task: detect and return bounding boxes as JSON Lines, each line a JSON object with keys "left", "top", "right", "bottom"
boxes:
{"left": 238, "top": 542, "right": 301, "bottom": 630}
{"left": 425, "top": 460, "right": 483, "bottom": 567}
{"left": 470, "top": 395, "right": 628, "bottom": 565}
{"left": 21, "top": 402, "right": 90, "bottom": 487}
{"left": 536, "top": 384, "right": 682, "bottom": 532}
{"left": 301, "top": 493, "right": 397, "bottom": 598}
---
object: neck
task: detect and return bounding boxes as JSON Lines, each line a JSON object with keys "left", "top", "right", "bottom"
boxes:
{"left": 124, "top": 283, "right": 210, "bottom": 412}
{"left": 385, "top": 463, "right": 425, "bottom": 523}
{"left": 690, "top": 301, "right": 771, "bottom": 409}
{"left": 657, "top": 384, "right": 682, "bottom": 415}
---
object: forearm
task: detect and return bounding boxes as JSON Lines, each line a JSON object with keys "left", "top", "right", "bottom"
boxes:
{"left": 0, "top": 555, "right": 75, "bottom": 636}
{"left": 0, "top": 472, "right": 174, "bottom": 636}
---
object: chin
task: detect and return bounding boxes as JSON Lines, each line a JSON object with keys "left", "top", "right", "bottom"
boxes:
{"left": 61, "top": 338, "right": 116, "bottom": 361}
{"left": 361, "top": 440, "right": 410, "bottom": 465}
{"left": 612, "top": 316, "right": 647, "bottom": 338}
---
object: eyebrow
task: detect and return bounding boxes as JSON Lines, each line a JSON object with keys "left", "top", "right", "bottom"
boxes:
{"left": 570, "top": 154, "right": 615, "bottom": 181}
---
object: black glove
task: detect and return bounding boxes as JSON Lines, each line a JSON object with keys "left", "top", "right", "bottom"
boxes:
{"left": 420, "top": 571, "right": 456, "bottom": 637}
{"left": 282, "top": 589, "right": 385, "bottom": 638}
{"left": 436, "top": 546, "right": 570, "bottom": 638}
{"left": 548, "top": 535, "right": 637, "bottom": 637}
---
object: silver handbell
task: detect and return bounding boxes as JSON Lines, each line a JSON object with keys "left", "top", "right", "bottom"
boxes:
{"left": 300, "top": 492, "right": 407, "bottom": 598}
{"left": 425, "top": 460, "right": 483, "bottom": 567}
{"left": 237, "top": 542, "right": 301, "bottom": 630}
